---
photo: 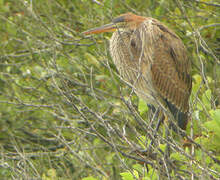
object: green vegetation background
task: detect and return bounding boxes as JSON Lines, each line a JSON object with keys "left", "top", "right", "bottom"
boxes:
{"left": 0, "top": 0, "right": 219, "bottom": 179}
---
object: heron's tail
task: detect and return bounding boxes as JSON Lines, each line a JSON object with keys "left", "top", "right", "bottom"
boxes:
{"left": 164, "top": 99, "right": 188, "bottom": 130}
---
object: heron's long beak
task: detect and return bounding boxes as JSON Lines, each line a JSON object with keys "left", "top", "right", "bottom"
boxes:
{"left": 83, "top": 23, "right": 116, "bottom": 35}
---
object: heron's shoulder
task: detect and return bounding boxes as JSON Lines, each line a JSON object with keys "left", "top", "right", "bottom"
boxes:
{"left": 141, "top": 18, "right": 179, "bottom": 39}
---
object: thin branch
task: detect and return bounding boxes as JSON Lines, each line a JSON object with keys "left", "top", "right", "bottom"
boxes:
{"left": 199, "top": 23, "right": 220, "bottom": 31}
{"left": 194, "top": 0, "right": 220, "bottom": 7}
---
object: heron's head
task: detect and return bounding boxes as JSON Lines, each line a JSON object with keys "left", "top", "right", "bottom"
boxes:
{"left": 83, "top": 13, "right": 146, "bottom": 35}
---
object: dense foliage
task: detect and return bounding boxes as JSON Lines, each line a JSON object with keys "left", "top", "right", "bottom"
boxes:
{"left": 0, "top": 0, "right": 219, "bottom": 179}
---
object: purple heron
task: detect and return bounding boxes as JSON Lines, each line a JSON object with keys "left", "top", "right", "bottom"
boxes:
{"left": 83, "top": 13, "right": 192, "bottom": 131}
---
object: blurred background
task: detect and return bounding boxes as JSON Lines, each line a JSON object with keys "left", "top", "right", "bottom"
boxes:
{"left": 0, "top": 0, "right": 219, "bottom": 179}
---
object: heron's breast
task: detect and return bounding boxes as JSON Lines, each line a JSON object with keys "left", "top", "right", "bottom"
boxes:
{"left": 110, "top": 31, "right": 142, "bottom": 79}
{"left": 109, "top": 31, "right": 157, "bottom": 104}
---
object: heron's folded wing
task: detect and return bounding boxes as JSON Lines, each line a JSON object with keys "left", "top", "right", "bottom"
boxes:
{"left": 140, "top": 19, "right": 192, "bottom": 112}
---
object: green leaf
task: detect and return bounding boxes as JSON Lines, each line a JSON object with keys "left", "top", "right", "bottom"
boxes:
{"left": 145, "top": 168, "right": 158, "bottom": 180}
{"left": 202, "top": 89, "right": 211, "bottom": 110}
{"left": 105, "top": 152, "right": 115, "bottom": 163}
{"left": 192, "top": 74, "right": 202, "bottom": 95}
{"left": 85, "top": 52, "right": 100, "bottom": 67}
{"left": 133, "top": 170, "right": 139, "bottom": 179}
{"left": 82, "top": 177, "right": 98, "bottom": 180}
{"left": 6, "top": 17, "right": 17, "bottom": 36}
{"left": 210, "top": 109, "right": 220, "bottom": 126}
{"left": 200, "top": 110, "right": 220, "bottom": 151}
{"left": 138, "top": 98, "right": 148, "bottom": 115}
{"left": 170, "top": 152, "right": 186, "bottom": 161}
{"left": 120, "top": 172, "right": 134, "bottom": 180}
{"left": 132, "top": 164, "right": 143, "bottom": 173}
{"left": 205, "top": 109, "right": 220, "bottom": 135}
{"left": 42, "top": 169, "right": 57, "bottom": 180}
{"left": 137, "top": 136, "right": 147, "bottom": 149}
{"left": 159, "top": 144, "right": 166, "bottom": 153}
{"left": 204, "top": 120, "right": 220, "bottom": 135}
{"left": 120, "top": 170, "right": 139, "bottom": 180}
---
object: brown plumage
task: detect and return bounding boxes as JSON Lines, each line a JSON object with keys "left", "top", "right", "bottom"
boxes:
{"left": 83, "top": 13, "right": 192, "bottom": 130}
